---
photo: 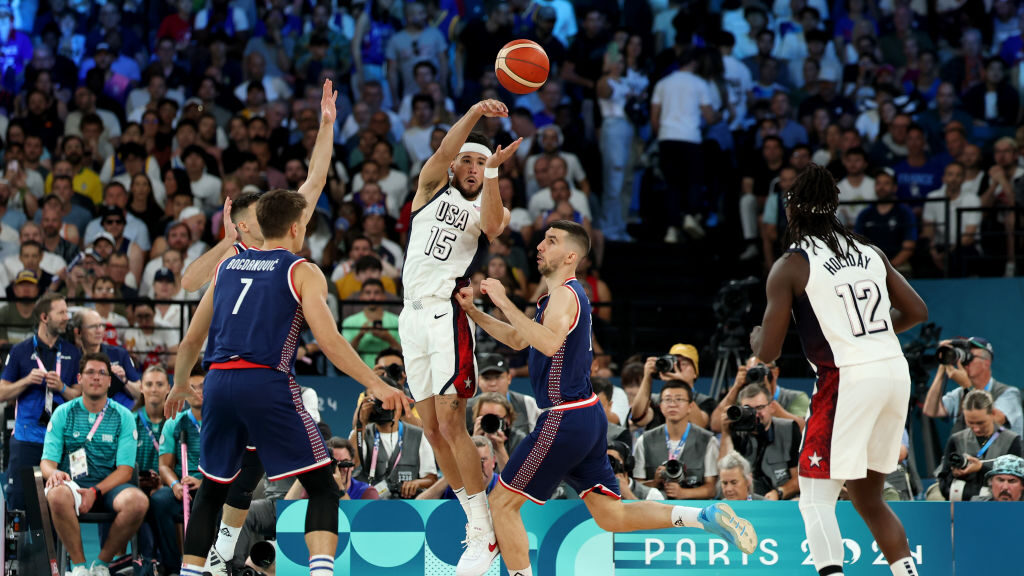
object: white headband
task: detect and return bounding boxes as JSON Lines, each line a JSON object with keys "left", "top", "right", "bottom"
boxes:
{"left": 459, "top": 142, "right": 492, "bottom": 159}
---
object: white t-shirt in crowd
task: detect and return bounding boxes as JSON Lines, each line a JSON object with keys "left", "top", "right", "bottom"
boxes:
{"left": 651, "top": 70, "right": 712, "bottom": 143}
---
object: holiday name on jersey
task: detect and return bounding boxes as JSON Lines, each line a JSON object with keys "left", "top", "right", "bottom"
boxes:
{"left": 224, "top": 258, "right": 280, "bottom": 272}
{"left": 822, "top": 251, "right": 871, "bottom": 276}
{"left": 435, "top": 200, "right": 470, "bottom": 231}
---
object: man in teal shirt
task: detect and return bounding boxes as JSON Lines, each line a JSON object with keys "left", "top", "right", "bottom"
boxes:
{"left": 341, "top": 278, "right": 401, "bottom": 366}
{"left": 41, "top": 352, "right": 149, "bottom": 576}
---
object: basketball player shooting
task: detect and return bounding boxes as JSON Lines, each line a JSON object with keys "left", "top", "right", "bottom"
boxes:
{"left": 399, "top": 98, "right": 520, "bottom": 576}
{"left": 750, "top": 164, "right": 928, "bottom": 576}
{"left": 456, "top": 221, "right": 757, "bottom": 576}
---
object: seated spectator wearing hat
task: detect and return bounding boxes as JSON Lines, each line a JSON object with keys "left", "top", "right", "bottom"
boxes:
{"left": 0, "top": 270, "right": 42, "bottom": 344}
{"left": 83, "top": 182, "right": 153, "bottom": 254}
{"left": 934, "top": 390, "right": 1023, "bottom": 502}
{"left": 972, "top": 455, "right": 1024, "bottom": 501}
{"left": 466, "top": 353, "right": 539, "bottom": 436}
{"left": 630, "top": 344, "right": 714, "bottom": 431}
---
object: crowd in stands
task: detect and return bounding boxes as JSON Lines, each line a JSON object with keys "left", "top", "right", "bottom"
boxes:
{"left": 0, "top": 0, "right": 1023, "bottom": 574}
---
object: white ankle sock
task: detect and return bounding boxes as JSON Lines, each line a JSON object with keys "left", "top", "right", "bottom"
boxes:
{"left": 671, "top": 506, "right": 703, "bottom": 529}
{"left": 890, "top": 556, "right": 918, "bottom": 576}
{"left": 455, "top": 487, "right": 471, "bottom": 520}
{"left": 468, "top": 491, "right": 492, "bottom": 531}
{"left": 212, "top": 521, "right": 240, "bottom": 561}
{"left": 508, "top": 567, "right": 533, "bottom": 576}
{"left": 310, "top": 554, "right": 334, "bottom": 575}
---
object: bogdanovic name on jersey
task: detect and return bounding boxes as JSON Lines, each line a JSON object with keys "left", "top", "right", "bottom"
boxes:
{"left": 821, "top": 251, "right": 872, "bottom": 276}
{"left": 224, "top": 258, "right": 281, "bottom": 272}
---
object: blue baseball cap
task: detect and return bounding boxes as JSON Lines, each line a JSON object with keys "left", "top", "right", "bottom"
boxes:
{"left": 987, "top": 454, "right": 1024, "bottom": 480}
{"left": 968, "top": 337, "right": 994, "bottom": 359}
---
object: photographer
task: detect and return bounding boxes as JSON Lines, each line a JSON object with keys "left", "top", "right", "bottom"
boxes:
{"left": 934, "top": 390, "right": 1022, "bottom": 502}
{"left": 466, "top": 352, "right": 539, "bottom": 435}
{"left": 607, "top": 441, "right": 664, "bottom": 501}
{"left": 287, "top": 437, "right": 379, "bottom": 501}
{"left": 417, "top": 436, "right": 500, "bottom": 500}
{"left": 352, "top": 349, "right": 422, "bottom": 428}
{"left": 632, "top": 382, "right": 719, "bottom": 500}
{"left": 351, "top": 378, "right": 437, "bottom": 499}
{"left": 710, "top": 357, "right": 809, "bottom": 433}
{"left": 471, "top": 392, "right": 527, "bottom": 472}
{"left": 923, "top": 337, "right": 1022, "bottom": 437}
{"left": 720, "top": 384, "right": 801, "bottom": 500}
{"left": 630, "top": 344, "right": 713, "bottom": 431}
{"left": 972, "top": 455, "right": 1024, "bottom": 502}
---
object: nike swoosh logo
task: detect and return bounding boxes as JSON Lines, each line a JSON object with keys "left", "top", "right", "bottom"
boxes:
{"left": 488, "top": 542, "right": 498, "bottom": 552}
{"left": 434, "top": 313, "right": 448, "bottom": 319}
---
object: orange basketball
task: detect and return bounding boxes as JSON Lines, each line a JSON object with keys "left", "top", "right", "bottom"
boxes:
{"left": 495, "top": 39, "right": 549, "bottom": 94}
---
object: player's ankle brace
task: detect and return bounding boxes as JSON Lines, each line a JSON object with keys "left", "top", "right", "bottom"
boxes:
{"left": 183, "top": 480, "right": 232, "bottom": 558}
{"left": 225, "top": 452, "right": 264, "bottom": 510}
{"left": 300, "top": 465, "right": 340, "bottom": 533}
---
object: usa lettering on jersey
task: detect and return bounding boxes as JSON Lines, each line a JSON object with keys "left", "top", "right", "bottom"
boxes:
{"left": 434, "top": 200, "right": 470, "bottom": 230}
{"left": 224, "top": 258, "right": 280, "bottom": 272}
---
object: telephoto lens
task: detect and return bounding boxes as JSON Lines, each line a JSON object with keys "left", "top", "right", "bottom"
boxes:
{"left": 661, "top": 459, "right": 684, "bottom": 482}
{"left": 481, "top": 413, "right": 502, "bottom": 434}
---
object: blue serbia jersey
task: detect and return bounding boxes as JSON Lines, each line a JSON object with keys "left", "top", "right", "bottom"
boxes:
{"left": 528, "top": 278, "right": 594, "bottom": 409}
{"left": 205, "top": 248, "right": 307, "bottom": 372}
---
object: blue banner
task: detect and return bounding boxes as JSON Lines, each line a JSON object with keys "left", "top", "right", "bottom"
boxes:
{"left": 276, "top": 500, "right": 955, "bottom": 575}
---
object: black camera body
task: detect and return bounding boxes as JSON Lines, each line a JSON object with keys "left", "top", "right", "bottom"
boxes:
{"left": 368, "top": 398, "right": 395, "bottom": 424}
{"left": 654, "top": 355, "right": 677, "bottom": 374}
{"left": 948, "top": 452, "right": 970, "bottom": 470}
{"left": 660, "top": 459, "right": 684, "bottom": 482}
{"left": 726, "top": 405, "right": 759, "bottom": 432}
{"left": 384, "top": 363, "right": 404, "bottom": 381}
{"left": 937, "top": 339, "right": 971, "bottom": 366}
{"left": 481, "top": 413, "right": 509, "bottom": 435}
{"left": 745, "top": 364, "right": 771, "bottom": 386}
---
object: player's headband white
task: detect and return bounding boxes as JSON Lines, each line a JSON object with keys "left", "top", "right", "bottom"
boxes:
{"left": 458, "top": 143, "right": 492, "bottom": 159}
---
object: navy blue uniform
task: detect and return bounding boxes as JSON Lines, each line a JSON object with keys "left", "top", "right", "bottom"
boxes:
{"left": 102, "top": 343, "right": 141, "bottom": 409}
{"left": 499, "top": 278, "right": 620, "bottom": 503}
{"left": 200, "top": 247, "right": 329, "bottom": 482}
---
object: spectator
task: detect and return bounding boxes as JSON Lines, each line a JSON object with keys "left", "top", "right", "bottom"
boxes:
{"left": 921, "top": 162, "right": 982, "bottom": 275}
{"left": 126, "top": 173, "right": 166, "bottom": 245}
{"left": 467, "top": 353, "right": 539, "bottom": 436}
{"left": 398, "top": 61, "right": 456, "bottom": 126}
{"left": 868, "top": 112, "right": 910, "bottom": 168}
{"left": 525, "top": 124, "right": 589, "bottom": 198}
{"left": 923, "top": 337, "right": 1022, "bottom": 437}
{"left": 917, "top": 83, "right": 974, "bottom": 151}
{"left": 457, "top": 2, "right": 513, "bottom": 105}
{"left": 632, "top": 381, "right": 719, "bottom": 499}
{"left": 631, "top": 344, "right": 713, "bottom": 431}
{"left": 652, "top": 48, "right": 715, "bottom": 243}
{"left": 46, "top": 135, "right": 104, "bottom": 206}
{"left": 83, "top": 182, "right": 152, "bottom": 254}
{"left": 962, "top": 57, "right": 1018, "bottom": 128}
{"left": 606, "top": 440, "right": 663, "bottom": 501}
{"left": 418, "top": 435, "right": 500, "bottom": 500}
{"left": 351, "top": 378, "right": 437, "bottom": 499}
{"left": 182, "top": 146, "right": 223, "bottom": 214}
{"left": 122, "top": 298, "right": 177, "bottom": 371}
{"left": 974, "top": 454, "right": 1024, "bottom": 501}
{"left": 402, "top": 95, "right": 438, "bottom": 166}
{"left": 740, "top": 136, "right": 786, "bottom": 259}
{"left": 720, "top": 384, "right": 801, "bottom": 500}
{"left": 711, "top": 358, "right": 809, "bottom": 435}
{"left": 334, "top": 254, "right": 398, "bottom": 300}
{"left": 109, "top": 142, "right": 167, "bottom": 209}
{"left": 339, "top": 278, "right": 401, "bottom": 366}
{"left": 0, "top": 270, "right": 38, "bottom": 342}
{"left": 935, "top": 390, "right": 1022, "bottom": 501}
{"left": 141, "top": 222, "right": 195, "bottom": 294}
{"left": 879, "top": 6, "right": 934, "bottom": 69}
{"left": 133, "top": 365, "right": 170, "bottom": 570}
{"left": 893, "top": 124, "right": 944, "bottom": 205}
{"left": 38, "top": 196, "right": 80, "bottom": 264}
{"left": 153, "top": 365, "right": 206, "bottom": 569}
{"left": 528, "top": 176, "right": 591, "bottom": 224}
{"left": 7, "top": 240, "right": 53, "bottom": 291}
{"left": 69, "top": 309, "right": 137, "bottom": 408}
{"left": 64, "top": 85, "right": 122, "bottom": 144}
{"left": 0, "top": 3, "right": 31, "bottom": 93}
{"left": 470, "top": 392, "right": 527, "bottom": 472}
{"left": 351, "top": 141, "right": 408, "bottom": 218}
{"left": 5, "top": 222, "right": 68, "bottom": 281}
{"left": 48, "top": 174, "right": 93, "bottom": 235}
{"left": 105, "top": 252, "right": 138, "bottom": 302}
{"left": 854, "top": 171, "right": 917, "bottom": 272}
{"left": 940, "top": 28, "right": 985, "bottom": 95}
{"left": 836, "top": 147, "right": 876, "bottom": 227}
{"left": 717, "top": 451, "right": 764, "bottom": 501}
{"left": 41, "top": 351, "right": 147, "bottom": 576}
{"left": 361, "top": 206, "right": 404, "bottom": 269}
{"left": 592, "top": 377, "right": 629, "bottom": 446}
{"left": 386, "top": 1, "right": 448, "bottom": 104}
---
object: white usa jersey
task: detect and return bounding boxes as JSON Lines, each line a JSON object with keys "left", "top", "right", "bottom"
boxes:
{"left": 403, "top": 185, "right": 489, "bottom": 299}
{"left": 789, "top": 237, "right": 903, "bottom": 370}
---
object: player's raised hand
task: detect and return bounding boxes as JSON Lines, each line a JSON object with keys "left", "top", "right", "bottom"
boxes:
{"left": 321, "top": 79, "right": 339, "bottom": 124}
{"left": 474, "top": 99, "right": 508, "bottom": 118}
{"left": 165, "top": 383, "right": 191, "bottom": 419}
{"left": 485, "top": 137, "right": 523, "bottom": 169}
{"left": 454, "top": 287, "right": 477, "bottom": 312}
{"left": 480, "top": 278, "right": 508, "bottom": 305}
{"left": 222, "top": 196, "right": 237, "bottom": 243}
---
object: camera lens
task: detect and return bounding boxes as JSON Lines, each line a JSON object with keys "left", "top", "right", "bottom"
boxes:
{"left": 663, "top": 459, "right": 683, "bottom": 481}
{"left": 481, "top": 413, "right": 501, "bottom": 434}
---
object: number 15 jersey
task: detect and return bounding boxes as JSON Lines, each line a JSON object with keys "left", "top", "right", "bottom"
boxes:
{"left": 403, "top": 185, "right": 489, "bottom": 299}
{"left": 789, "top": 237, "right": 902, "bottom": 371}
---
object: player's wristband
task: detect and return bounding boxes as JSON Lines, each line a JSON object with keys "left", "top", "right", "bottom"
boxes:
{"left": 484, "top": 167, "right": 499, "bottom": 179}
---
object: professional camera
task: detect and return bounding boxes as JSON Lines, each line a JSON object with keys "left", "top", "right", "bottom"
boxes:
{"left": 383, "top": 363, "right": 404, "bottom": 381}
{"left": 948, "top": 453, "right": 970, "bottom": 470}
{"left": 333, "top": 459, "right": 355, "bottom": 472}
{"left": 937, "top": 339, "right": 971, "bottom": 366}
{"left": 745, "top": 364, "right": 771, "bottom": 386}
{"left": 654, "top": 354, "right": 677, "bottom": 374}
{"left": 237, "top": 541, "right": 275, "bottom": 576}
{"left": 367, "top": 398, "right": 394, "bottom": 424}
{"left": 660, "top": 459, "right": 684, "bottom": 482}
{"left": 726, "top": 405, "right": 759, "bottom": 432}
{"left": 609, "top": 455, "right": 626, "bottom": 476}
{"left": 480, "top": 413, "right": 509, "bottom": 435}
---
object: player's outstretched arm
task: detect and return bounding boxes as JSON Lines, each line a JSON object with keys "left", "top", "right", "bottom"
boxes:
{"left": 483, "top": 278, "right": 575, "bottom": 357}
{"left": 166, "top": 284, "right": 217, "bottom": 418}
{"left": 871, "top": 246, "right": 928, "bottom": 333}
{"left": 480, "top": 139, "right": 520, "bottom": 239}
{"left": 414, "top": 99, "right": 508, "bottom": 212}
{"left": 295, "top": 262, "right": 411, "bottom": 417}
{"left": 182, "top": 197, "right": 238, "bottom": 292}
{"left": 750, "top": 252, "right": 802, "bottom": 363}
{"left": 297, "top": 79, "right": 339, "bottom": 225}
{"left": 454, "top": 287, "right": 528, "bottom": 350}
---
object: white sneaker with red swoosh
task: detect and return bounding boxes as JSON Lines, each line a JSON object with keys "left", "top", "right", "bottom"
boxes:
{"left": 456, "top": 526, "right": 499, "bottom": 576}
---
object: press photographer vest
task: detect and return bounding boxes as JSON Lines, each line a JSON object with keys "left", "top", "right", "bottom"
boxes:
{"left": 466, "top": 391, "right": 532, "bottom": 436}
{"left": 641, "top": 423, "right": 713, "bottom": 487}
{"left": 733, "top": 417, "right": 797, "bottom": 494}
{"left": 946, "top": 426, "right": 1019, "bottom": 500}
{"left": 357, "top": 422, "right": 424, "bottom": 489}
{"left": 776, "top": 387, "right": 806, "bottom": 417}
{"left": 632, "top": 480, "right": 656, "bottom": 500}
{"left": 951, "top": 380, "right": 1010, "bottom": 436}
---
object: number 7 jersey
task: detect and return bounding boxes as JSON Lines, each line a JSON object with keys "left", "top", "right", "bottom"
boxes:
{"left": 403, "top": 185, "right": 489, "bottom": 299}
{"left": 788, "top": 237, "right": 902, "bottom": 370}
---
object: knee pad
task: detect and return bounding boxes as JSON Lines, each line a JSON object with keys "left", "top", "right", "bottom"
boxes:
{"left": 183, "top": 480, "right": 231, "bottom": 558}
{"left": 225, "top": 451, "right": 265, "bottom": 510}
{"left": 298, "top": 465, "right": 339, "bottom": 534}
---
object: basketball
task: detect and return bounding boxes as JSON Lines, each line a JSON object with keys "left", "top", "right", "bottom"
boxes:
{"left": 495, "top": 39, "right": 549, "bottom": 94}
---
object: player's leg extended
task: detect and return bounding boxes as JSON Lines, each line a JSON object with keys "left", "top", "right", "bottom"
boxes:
{"left": 297, "top": 465, "right": 341, "bottom": 575}
{"left": 582, "top": 492, "right": 758, "bottom": 555}
{"left": 418, "top": 396, "right": 465, "bottom": 491}
{"left": 490, "top": 483, "right": 530, "bottom": 572}
{"left": 435, "top": 394, "right": 486, "bottom": 495}
{"left": 798, "top": 475, "right": 846, "bottom": 575}
{"left": 846, "top": 471, "right": 917, "bottom": 576}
